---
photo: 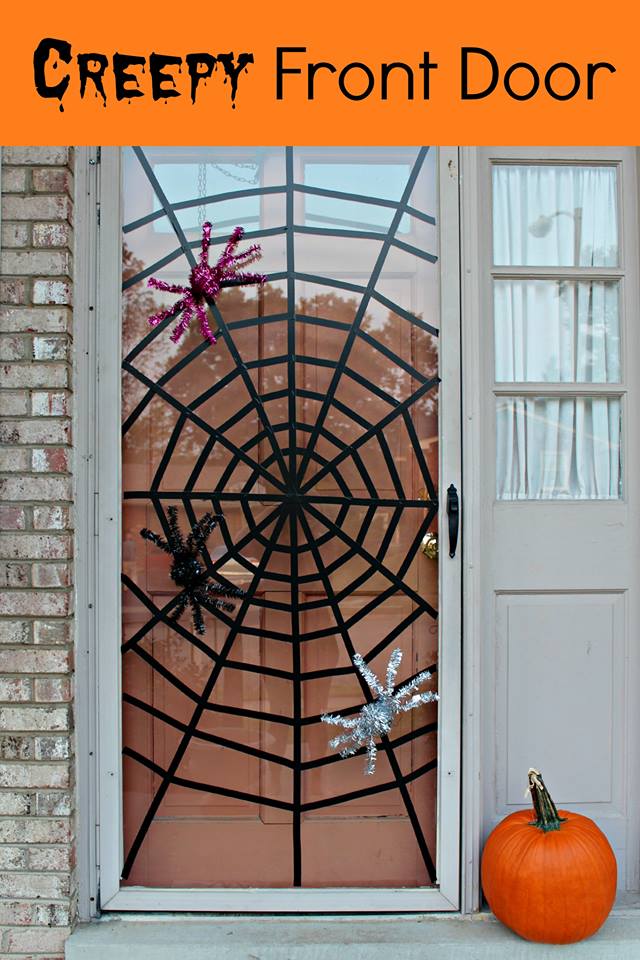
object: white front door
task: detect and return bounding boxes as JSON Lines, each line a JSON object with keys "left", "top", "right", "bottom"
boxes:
{"left": 471, "top": 146, "right": 640, "bottom": 890}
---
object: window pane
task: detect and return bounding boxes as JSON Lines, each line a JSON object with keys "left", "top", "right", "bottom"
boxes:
{"left": 496, "top": 396, "right": 621, "bottom": 500}
{"left": 303, "top": 160, "right": 412, "bottom": 234}
{"left": 492, "top": 164, "right": 619, "bottom": 267}
{"left": 494, "top": 280, "right": 621, "bottom": 383}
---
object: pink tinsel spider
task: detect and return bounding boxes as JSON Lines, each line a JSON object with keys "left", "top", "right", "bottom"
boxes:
{"left": 147, "top": 221, "right": 267, "bottom": 344}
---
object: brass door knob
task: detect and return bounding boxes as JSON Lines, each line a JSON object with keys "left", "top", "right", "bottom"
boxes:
{"left": 421, "top": 532, "right": 438, "bottom": 560}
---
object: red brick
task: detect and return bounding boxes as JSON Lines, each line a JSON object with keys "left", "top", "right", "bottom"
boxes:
{"left": 0, "top": 335, "right": 27, "bottom": 360}
{"left": 34, "top": 678, "right": 71, "bottom": 702}
{"left": 1, "top": 249, "right": 71, "bottom": 276}
{"left": 31, "top": 390, "right": 70, "bottom": 417}
{"left": 0, "top": 762, "right": 69, "bottom": 789}
{"left": 33, "top": 335, "right": 69, "bottom": 361}
{"left": 1, "top": 562, "right": 31, "bottom": 587}
{"left": 1, "top": 221, "right": 31, "bottom": 247}
{"left": 31, "top": 448, "right": 71, "bottom": 473}
{"left": 33, "top": 220, "right": 73, "bottom": 248}
{"left": 32, "top": 279, "right": 72, "bottom": 305}
{"left": 0, "top": 678, "right": 33, "bottom": 702}
{"left": 0, "top": 534, "right": 72, "bottom": 560}
{"left": 0, "top": 648, "right": 71, "bottom": 674}
{"left": 1, "top": 362, "right": 68, "bottom": 388}
{"left": 0, "top": 421, "right": 70, "bottom": 445}
{"left": 1, "top": 166, "right": 28, "bottom": 192}
{"left": 1, "top": 194, "right": 71, "bottom": 221}
{"left": 0, "top": 447, "right": 31, "bottom": 472}
{"left": 0, "top": 306, "right": 70, "bottom": 333}
{"left": 0, "top": 591, "right": 70, "bottom": 617}
{"left": 1, "top": 390, "right": 29, "bottom": 415}
{"left": 0, "top": 475, "right": 72, "bottom": 504}
{"left": 2, "top": 146, "right": 69, "bottom": 164}
{"left": 32, "top": 563, "right": 71, "bottom": 588}
{"left": 32, "top": 167, "right": 74, "bottom": 194}
{"left": 0, "top": 506, "right": 27, "bottom": 530}
{"left": 33, "top": 621, "right": 70, "bottom": 645}
{"left": 0, "top": 277, "right": 29, "bottom": 304}
{"left": 0, "top": 621, "right": 32, "bottom": 645}
{"left": 32, "top": 506, "right": 70, "bottom": 531}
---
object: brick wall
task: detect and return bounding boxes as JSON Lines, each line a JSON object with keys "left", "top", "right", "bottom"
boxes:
{"left": 0, "top": 147, "right": 75, "bottom": 959}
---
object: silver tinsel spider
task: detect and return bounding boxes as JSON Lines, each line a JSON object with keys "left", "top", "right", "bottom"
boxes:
{"left": 321, "top": 648, "right": 439, "bottom": 775}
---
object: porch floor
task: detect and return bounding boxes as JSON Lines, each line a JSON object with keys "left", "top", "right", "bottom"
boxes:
{"left": 65, "top": 904, "right": 640, "bottom": 959}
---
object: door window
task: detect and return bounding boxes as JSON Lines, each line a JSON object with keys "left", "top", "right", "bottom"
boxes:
{"left": 492, "top": 163, "right": 623, "bottom": 500}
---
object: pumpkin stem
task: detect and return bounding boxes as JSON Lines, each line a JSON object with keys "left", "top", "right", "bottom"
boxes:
{"left": 527, "top": 768, "right": 567, "bottom": 832}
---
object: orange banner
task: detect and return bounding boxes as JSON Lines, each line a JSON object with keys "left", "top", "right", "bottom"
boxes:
{"left": 0, "top": 0, "right": 638, "bottom": 144}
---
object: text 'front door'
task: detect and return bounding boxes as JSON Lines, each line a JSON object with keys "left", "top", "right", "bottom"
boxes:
{"left": 120, "top": 146, "right": 446, "bottom": 892}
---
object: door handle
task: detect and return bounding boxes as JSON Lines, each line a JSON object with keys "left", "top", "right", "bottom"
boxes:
{"left": 446, "top": 484, "right": 459, "bottom": 559}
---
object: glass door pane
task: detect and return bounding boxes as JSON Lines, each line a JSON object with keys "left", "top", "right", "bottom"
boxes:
{"left": 120, "top": 147, "right": 441, "bottom": 888}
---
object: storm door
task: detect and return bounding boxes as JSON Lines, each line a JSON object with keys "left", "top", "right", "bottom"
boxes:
{"left": 115, "top": 146, "right": 461, "bottom": 909}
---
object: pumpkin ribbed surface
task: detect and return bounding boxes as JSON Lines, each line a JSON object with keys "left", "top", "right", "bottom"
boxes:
{"left": 481, "top": 771, "right": 617, "bottom": 944}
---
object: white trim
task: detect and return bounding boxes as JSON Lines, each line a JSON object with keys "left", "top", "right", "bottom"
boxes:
{"left": 73, "top": 146, "right": 101, "bottom": 920}
{"left": 459, "top": 147, "right": 483, "bottom": 913}
{"left": 95, "top": 146, "right": 125, "bottom": 907}
{"left": 90, "top": 146, "right": 463, "bottom": 913}
{"left": 434, "top": 146, "right": 462, "bottom": 910}
{"left": 101, "top": 886, "right": 457, "bottom": 913}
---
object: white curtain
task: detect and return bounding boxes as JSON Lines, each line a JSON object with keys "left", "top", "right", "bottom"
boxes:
{"left": 494, "top": 280, "right": 620, "bottom": 383}
{"left": 493, "top": 164, "right": 621, "bottom": 499}
{"left": 496, "top": 397, "right": 621, "bottom": 500}
{"left": 492, "top": 164, "right": 618, "bottom": 267}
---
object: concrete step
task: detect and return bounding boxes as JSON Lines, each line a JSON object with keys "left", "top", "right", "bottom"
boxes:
{"left": 65, "top": 912, "right": 640, "bottom": 959}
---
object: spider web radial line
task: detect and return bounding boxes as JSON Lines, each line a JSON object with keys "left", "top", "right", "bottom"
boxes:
{"left": 301, "top": 375, "right": 439, "bottom": 495}
{"left": 295, "top": 147, "right": 429, "bottom": 488}
{"left": 123, "top": 359, "right": 288, "bottom": 494}
{"left": 132, "top": 146, "right": 290, "bottom": 488}
{"left": 297, "top": 510, "right": 436, "bottom": 881}
{"left": 120, "top": 507, "right": 290, "bottom": 879}
{"left": 304, "top": 501, "right": 438, "bottom": 620}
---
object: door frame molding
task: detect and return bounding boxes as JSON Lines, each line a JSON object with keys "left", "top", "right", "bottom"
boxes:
{"left": 74, "top": 145, "right": 464, "bottom": 915}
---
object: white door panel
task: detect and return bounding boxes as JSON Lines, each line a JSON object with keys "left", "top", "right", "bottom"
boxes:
{"left": 474, "top": 146, "right": 640, "bottom": 891}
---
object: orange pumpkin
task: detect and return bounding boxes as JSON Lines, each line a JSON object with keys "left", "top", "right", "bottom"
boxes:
{"left": 481, "top": 768, "right": 617, "bottom": 944}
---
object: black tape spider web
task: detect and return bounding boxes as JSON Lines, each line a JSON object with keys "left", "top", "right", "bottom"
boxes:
{"left": 121, "top": 146, "right": 440, "bottom": 885}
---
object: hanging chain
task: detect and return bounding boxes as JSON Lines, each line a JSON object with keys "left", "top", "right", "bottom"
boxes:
{"left": 212, "top": 162, "right": 259, "bottom": 185}
{"left": 197, "top": 162, "right": 207, "bottom": 226}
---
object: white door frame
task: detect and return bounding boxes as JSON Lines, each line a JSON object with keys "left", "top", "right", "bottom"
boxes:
{"left": 74, "top": 145, "right": 463, "bottom": 914}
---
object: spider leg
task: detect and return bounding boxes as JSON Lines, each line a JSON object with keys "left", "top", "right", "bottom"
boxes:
{"left": 169, "top": 299, "right": 195, "bottom": 344}
{"left": 232, "top": 272, "right": 268, "bottom": 289}
{"left": 353, "top": 653, "right": 384, "bottom": 697}
{"left": 169, "top": 591, "right": 190, "bottom": 623}
{"left": 186, "top": 512, "right": 220, "bottom": 554}
{"left": 165, "top": 505, "right": 185, "bottom": 554}
{"left": 195, "top": 303, "right": 217, "bottom": 345}
{"left": 222, "top": 226, "right": 244, "bottom": 261}
{"left": 385, "top": 648, "right": 403, "bottom": 694}
{"left": 327, "top": 731, "right": 357, "bottom": 751}
{"left": 200, "top": 221, "right": 212, "bottom": 262}
{"left": 394, "top": 670, "right": 434, "bottom": 703}
{"left": 148, "top": 294, "right": 190, "bottom": 328}
{"left": 139, "top": 528, "right": 172, "bottom": 553}
{"left": 189, "top": 595, "right": 205, "bottom": 636}
{"left": 365, "top": 739, "right": 378, "bottom": 775}
{"left": 148, "top": 279, "right": 190, "bottom": 295}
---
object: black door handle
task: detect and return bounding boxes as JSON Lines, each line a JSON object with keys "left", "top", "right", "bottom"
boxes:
{"left": 446, "top": 484, "right": 459, "bottom": 558}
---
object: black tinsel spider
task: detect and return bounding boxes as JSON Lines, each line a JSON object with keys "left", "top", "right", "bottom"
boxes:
{"left": 140, "top": 506, "right": 245, "bottom": 635}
